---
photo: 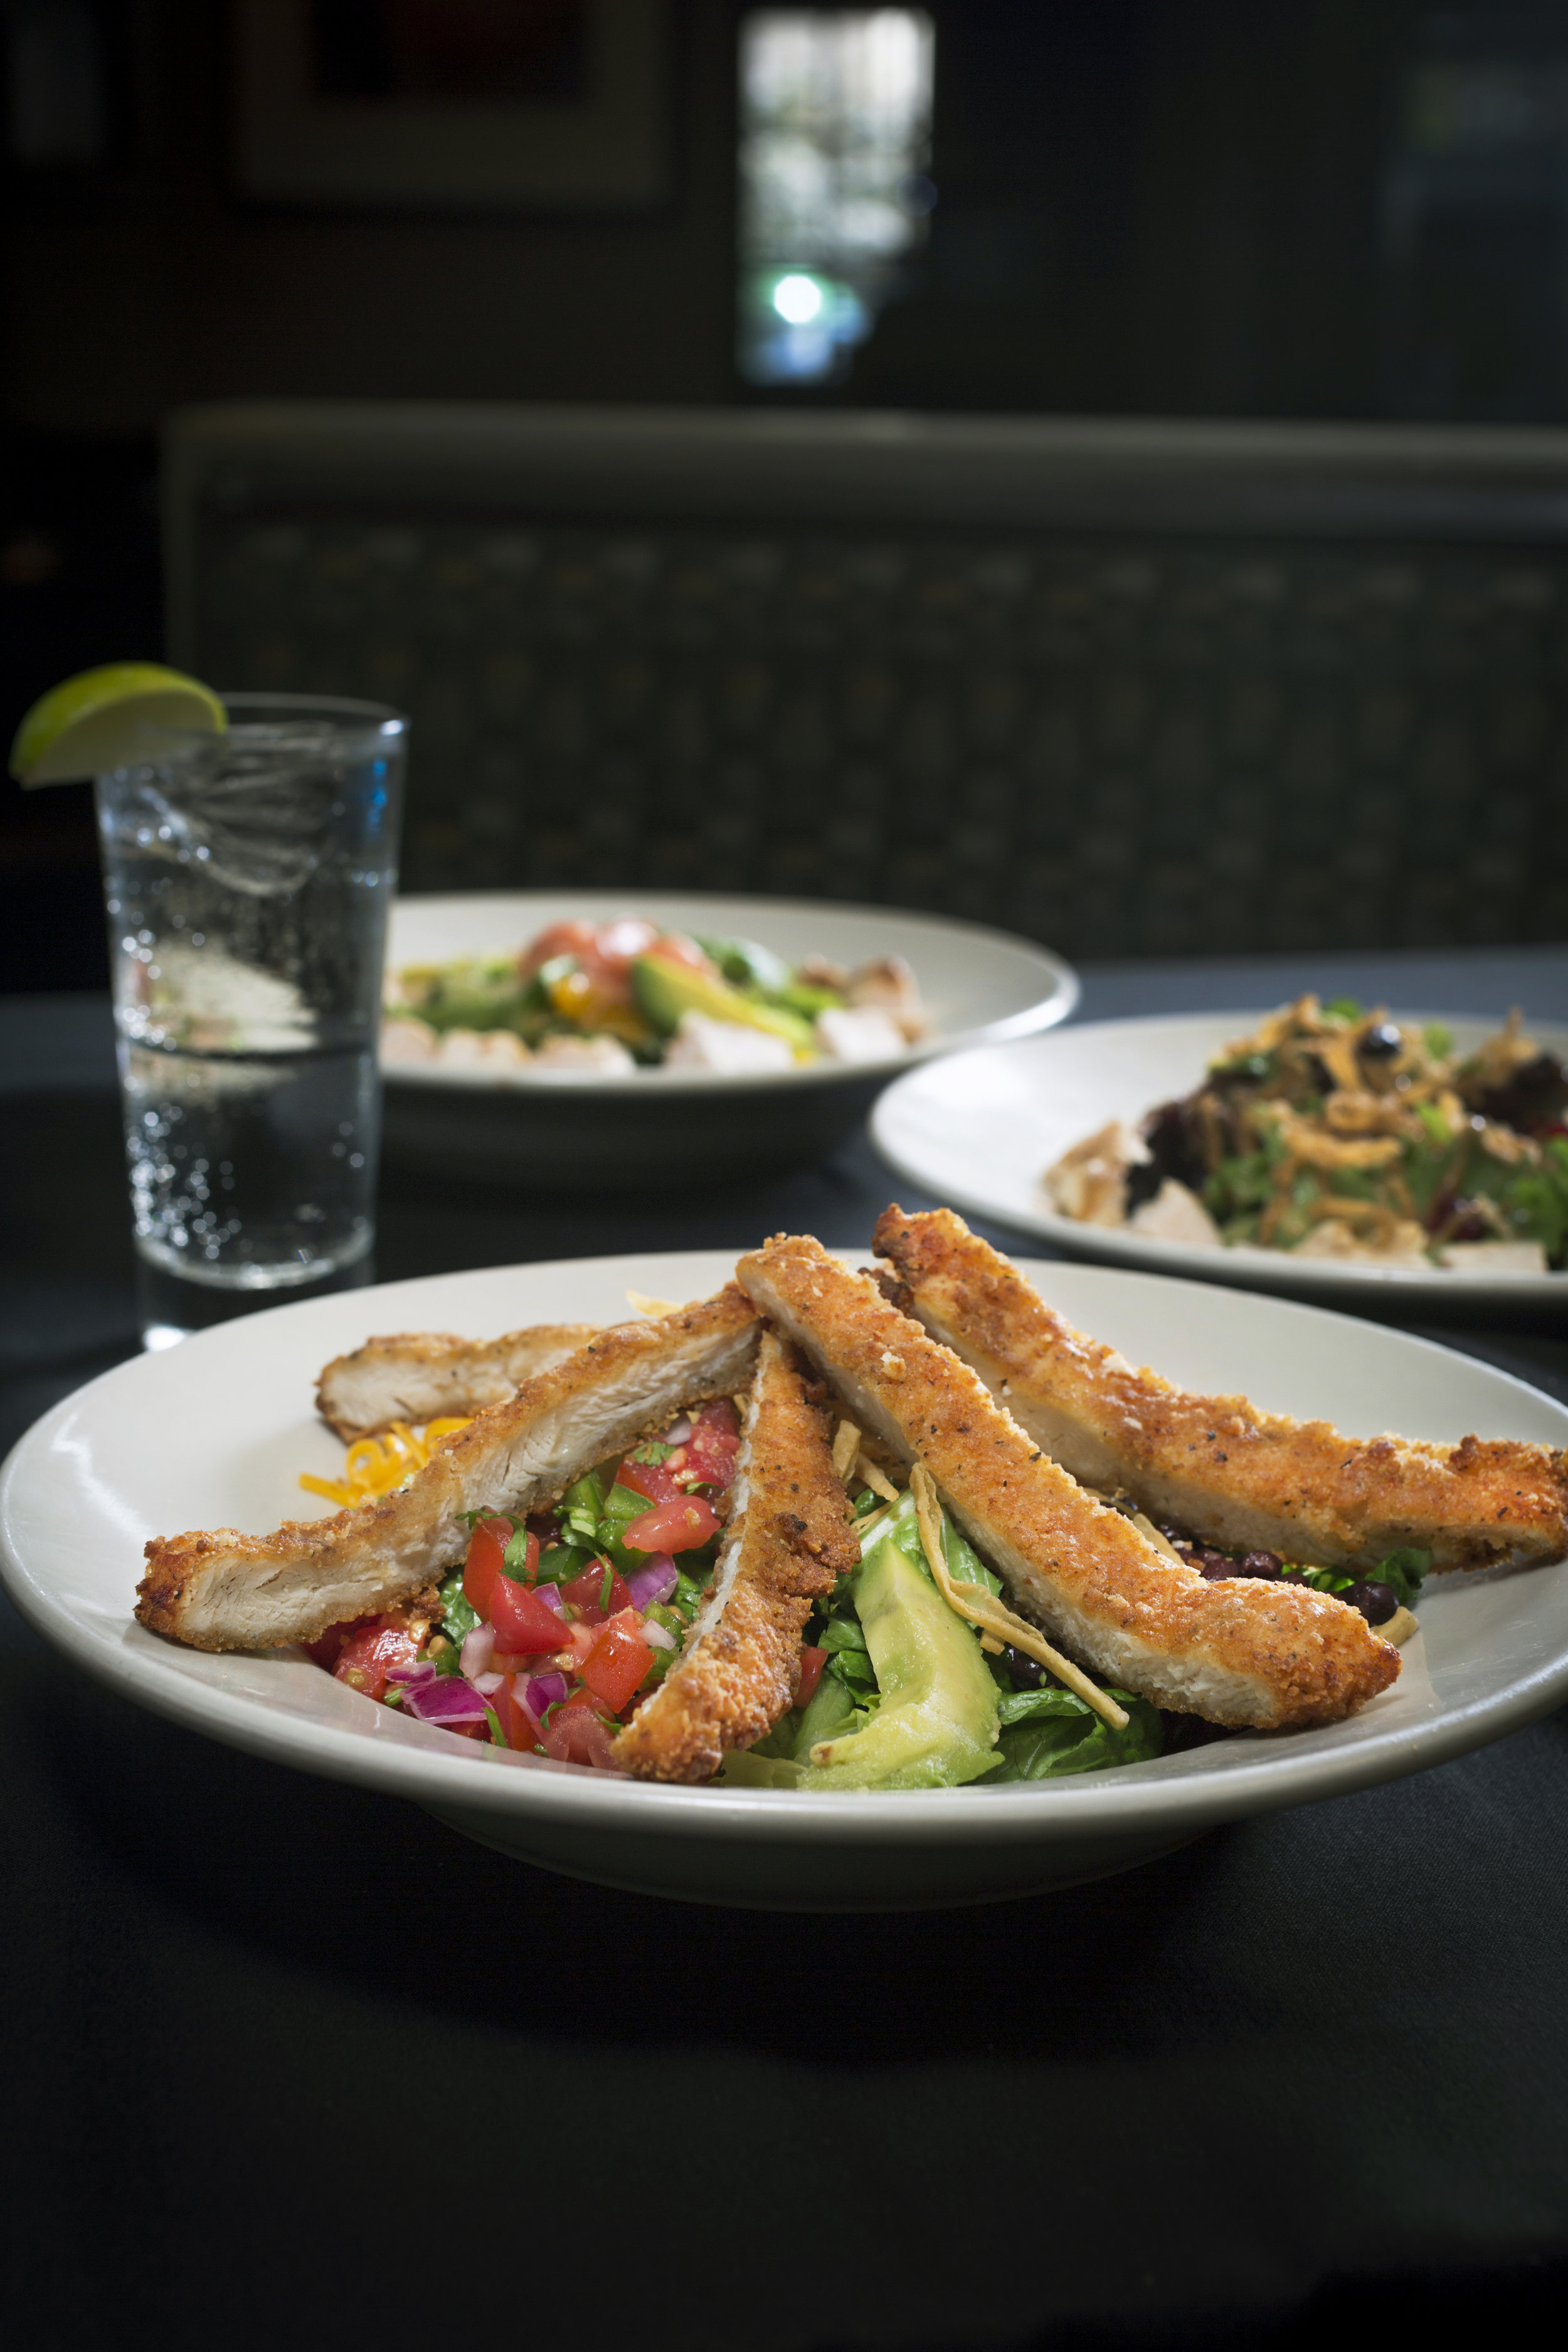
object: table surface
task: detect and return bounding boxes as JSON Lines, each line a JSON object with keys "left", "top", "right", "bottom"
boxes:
{"left": 4, "top": 949, "right": 1567, "bottom": 2348}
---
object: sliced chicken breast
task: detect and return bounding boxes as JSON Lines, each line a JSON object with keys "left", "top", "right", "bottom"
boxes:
{"left": 875, "top": 1207, "right": 1568, "bottom": 1576}
{"left": 316, "top": 1323, "right": 601, "bottom": 1442}
{"left": 137, "top": 1290, "right": 759, "bottom": 1653}
{"left": 737, "top": 1236, "right": 1397, "bottom": 1731}
{"left": 615, "top": 1330, "right": 857, "bottom": 1784}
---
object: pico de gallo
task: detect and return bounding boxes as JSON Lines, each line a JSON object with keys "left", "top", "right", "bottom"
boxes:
{"left": 305, "top": 1398, "right": 741, "bottom": 1769}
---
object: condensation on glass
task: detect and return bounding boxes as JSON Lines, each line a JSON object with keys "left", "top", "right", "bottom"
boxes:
{"left": 738, "top": 9, "right": 935, "bottom": 387}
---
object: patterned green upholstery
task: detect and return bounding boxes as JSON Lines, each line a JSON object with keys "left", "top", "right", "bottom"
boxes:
{"left": 166, "top": 405, "right": 1568, "bottom": 958}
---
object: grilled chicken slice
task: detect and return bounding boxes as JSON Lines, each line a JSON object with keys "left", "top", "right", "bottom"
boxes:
{"left": 615, "top": 1330, "right": 857, "bottom": 1784}
{"left": 738, "top": 1236, "right": 1397, "bottom": 1730}
{"left": 316, "top": 1323, "right": 600, "bottom": 1442}
{"left": 875, "top": 1207, "right": 1568, "bottom": 1576}
{"left": 137, "top": 1290, "right": 759, "bottom": 1654}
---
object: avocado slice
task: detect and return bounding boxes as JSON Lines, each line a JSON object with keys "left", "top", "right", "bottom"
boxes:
{"left": 632, "top": 952, "right": 815, "bottom": 1054}
{"left": 805, "top": 1536, "right": 1002, "bottom": 1790}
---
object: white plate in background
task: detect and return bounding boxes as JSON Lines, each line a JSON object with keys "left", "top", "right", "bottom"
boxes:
{"left": 379, "top": 891, "right": 1078, "bottom": 1190}
{"left": 872, "top": 1012, "right": 1568, "bottom": 1313}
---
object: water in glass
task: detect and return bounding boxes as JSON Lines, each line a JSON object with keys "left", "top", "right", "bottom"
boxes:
{"left": 96, "top": 699, "right": 405, "bottom": 1306}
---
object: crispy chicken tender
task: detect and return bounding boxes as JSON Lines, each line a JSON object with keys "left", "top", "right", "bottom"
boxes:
{"left": 137, "top": 1290, "right": 760, "bottom": 1654}
{"left": 874, "top": 1205, "right": 1568, "bottom": 1576}
{"left": 738, "top": 1235, "right": 1397, "bottom": 1730}
{"left": 614, "top": 1330, "right": 857, "bottom": 1783}
{"left": 315, "top": 1324, "right": 601, "bottom": 1442}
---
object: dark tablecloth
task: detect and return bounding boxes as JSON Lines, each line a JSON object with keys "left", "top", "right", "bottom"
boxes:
{"left": 4, "top": 954, "right": 1567, "bottom": 2350}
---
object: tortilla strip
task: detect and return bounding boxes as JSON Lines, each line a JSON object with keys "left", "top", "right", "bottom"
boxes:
{"left": 615, "top": 1330, "right": 857, "bottom": 1783}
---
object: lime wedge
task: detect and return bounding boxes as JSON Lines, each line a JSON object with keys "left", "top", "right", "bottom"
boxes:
{"left": 9, "top": 663, "right": 226, "bottom": 786}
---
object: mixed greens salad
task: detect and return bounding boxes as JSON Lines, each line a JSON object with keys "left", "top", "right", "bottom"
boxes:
{"left": 1046, "top": 997, "right": 1568, "bottom": 1271}
{"left": 381, "top": 916, "right": 928, "bottom": 1078}
{"left": 306, "top": 1406, "right": 1428, "bottom": 1789}
{"left": 726, "top": 1483, "right": 1428, "bottom": 1790}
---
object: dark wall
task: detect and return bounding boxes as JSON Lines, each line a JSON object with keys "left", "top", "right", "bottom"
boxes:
{"left": 851, "top": 0, "right": 1426, "bottom": 416}
{"left": 6, "top": 1, "right": 1567, "bottom": 988}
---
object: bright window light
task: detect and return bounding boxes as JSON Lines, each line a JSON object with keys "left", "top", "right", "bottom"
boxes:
{"left": 773, "top": 270, "right": 826, "bottom": 323}
{"left": 738, "top": 9, "right": 936, "bottom": 387}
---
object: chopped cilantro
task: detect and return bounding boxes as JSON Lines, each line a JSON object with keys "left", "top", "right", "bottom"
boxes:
{"left": 437, "top": 1572, "right": 479, "bottom": 1642}
{"left": 628, "top": 1440, "right": 678, "bottom": 1466}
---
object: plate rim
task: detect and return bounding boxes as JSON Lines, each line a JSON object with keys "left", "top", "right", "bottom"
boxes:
{"left": 382, "top": 887, "right": 1080, "bottom": 1096}
{"left": 3, "top": 1248, "right": 1567, "bottom": 1845}
{"left": 872, "top": 1009, "right": 1568, "bottom": 1302}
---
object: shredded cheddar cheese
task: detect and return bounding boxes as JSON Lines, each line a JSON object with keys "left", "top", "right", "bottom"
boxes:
{"left": 299, "top": 1416, "right": 472, "bottom": 1510}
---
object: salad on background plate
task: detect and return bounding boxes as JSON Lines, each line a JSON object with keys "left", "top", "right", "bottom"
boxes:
{"left": 381, "top": 914, "right": 930, "bottom": 1079}
{"left": 1045, "top": 996, "right": 1568, "bottom": 1274}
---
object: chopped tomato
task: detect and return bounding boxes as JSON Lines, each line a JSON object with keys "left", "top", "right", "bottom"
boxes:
{"left": 488, "top": 1572, "right": 572, "bottom": 1656}
{"left": 615, "top": 1456, "right": 682, "bottom": 1508}
{"left": 681, "top": 1399, "right": 741, "bottom": 1490}
{"left": 622, "top": 1493, "right": 720, "bottom": 1554}
{"left": 560, "top": 1560, "right": 633, "bottom": 1622}
{"left": 797, "top": 1645, "right": 829, "bottom": 1708}
{"left": 304, "top": 1616, "right": 369, "bottom": 1669}
{"left": 497, "top": 1675, "right": 546, "bottom": 1753}
{"left": 519, "top": 916, "right": 662, "bottom": 1008}
{"left": 644, "top": 934, "right": 719, "bottom": 979}
{"left": 541, "top": 1690, "right": 618, "bottom": 1770}
{"left": 592, "top": 916, "right": 660, "bottom": 975}
{"left": 517, "top": 920, "right": 597, "bottom": 980}
{"left": 333, "top": 1616, "right": 423, "bottom": 1701}
{"left": 462, "top": 1517, "right": 514, "bottom": 1618}
{"left": 581, "top": 1614, "right": 656, "bottom": 1712}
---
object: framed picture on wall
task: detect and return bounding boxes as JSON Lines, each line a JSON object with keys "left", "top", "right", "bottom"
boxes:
{"left": 231, "top": 0, "right": 670, "bottom": 212}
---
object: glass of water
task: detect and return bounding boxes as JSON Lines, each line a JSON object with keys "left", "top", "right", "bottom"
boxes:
{"left": 95, "top": 694, "right": 406, "bottom": 1346}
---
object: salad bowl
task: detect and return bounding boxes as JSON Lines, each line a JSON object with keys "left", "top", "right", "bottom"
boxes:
{"left": 379, "top": 892, "right": 1077, "bottom": 1190}
{"left": 3, "top": 1250, "right": 1565, "bottom": 1911}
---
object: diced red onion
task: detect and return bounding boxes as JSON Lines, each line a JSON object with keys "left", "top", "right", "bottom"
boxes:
{"left": 386, "top": 1661, "right": 438, "bottom": 1690}
{"left": 524, "top": 1671, "right": 568, "bottom": 1715}
{"left": 461, "top": 1623, "right": 495, "bottom": 1678}
{"left": 403, "top": 1677, "right": 490, "bottom": 1724}
{"left": 626, "top": 1555, "right": 678, "bottom": 1611}
{"left": 536, "top": 1582, "right": 566, "bottom": 1618}
{"left": 472, "top": 1671, "right": 504, "bottom": 1697}
{"left": 643, "top": 1621, "right": 675, "bottom": 1651}
{"left": 662, "top": 1417, "right": 692, "bottom": 1444}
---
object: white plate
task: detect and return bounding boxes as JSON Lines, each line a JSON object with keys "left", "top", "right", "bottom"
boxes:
{"left": 379, "top": 891, "right": 1078, "bottom": 1192}
{"left": 873, "top": 1013, "right": 1568, "bottom": 1312}
{"left": 384, "top": 890, "right": 1078, "bottom": 1091}
{"left": 4, "top": 1251, "right": 1565, "bottom": 1910}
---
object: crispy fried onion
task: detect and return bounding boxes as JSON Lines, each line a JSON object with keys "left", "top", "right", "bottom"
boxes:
{"left": 908, "top": 1463, "right": 1130, "bottom": 1732}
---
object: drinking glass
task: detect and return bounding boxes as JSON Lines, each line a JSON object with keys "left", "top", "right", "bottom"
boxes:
{"left": 95, "top": 694, "right": 406, "bottom": 1346}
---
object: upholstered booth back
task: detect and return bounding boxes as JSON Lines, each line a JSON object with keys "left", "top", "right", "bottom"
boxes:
{"left": 164, "top": 403, "right": 1568, "bottom": 958}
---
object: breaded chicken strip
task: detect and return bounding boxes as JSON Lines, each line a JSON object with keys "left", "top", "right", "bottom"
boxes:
{"left": 615, "top": 1330, "right": 857, "bottom": 1783}
{"left": 316, "top": 1323, "right": 600, "bottom": 1442}
{"left": 137, "top": 1290, "right": 759, "bottom": 1654}
{"left": 875, "top": 1207, "right": 1568, "bottom": 1576}
{"left": 738, "top": 1236, "right": 1397, "bottom": 1730}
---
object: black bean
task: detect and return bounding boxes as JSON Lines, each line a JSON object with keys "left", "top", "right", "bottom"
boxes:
{"left": 1194, "top": 1549, "right": 1237, "bottom": 1580}
{"left": 1359, "top": 1021, "right": 1404, "bottom": 1061}
{"left": 1002, "top": 1645, "right": 1046, "bottom": 1688}
{"left": 1348, "top": 1579, "right": 1398, "bottom": 1626}
{"left": 1238, "top": 1549, "right": 1282, "bottom": 1579}
{"left": 1159, "top": 1708, "right": 1231, "bottom": 1752}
